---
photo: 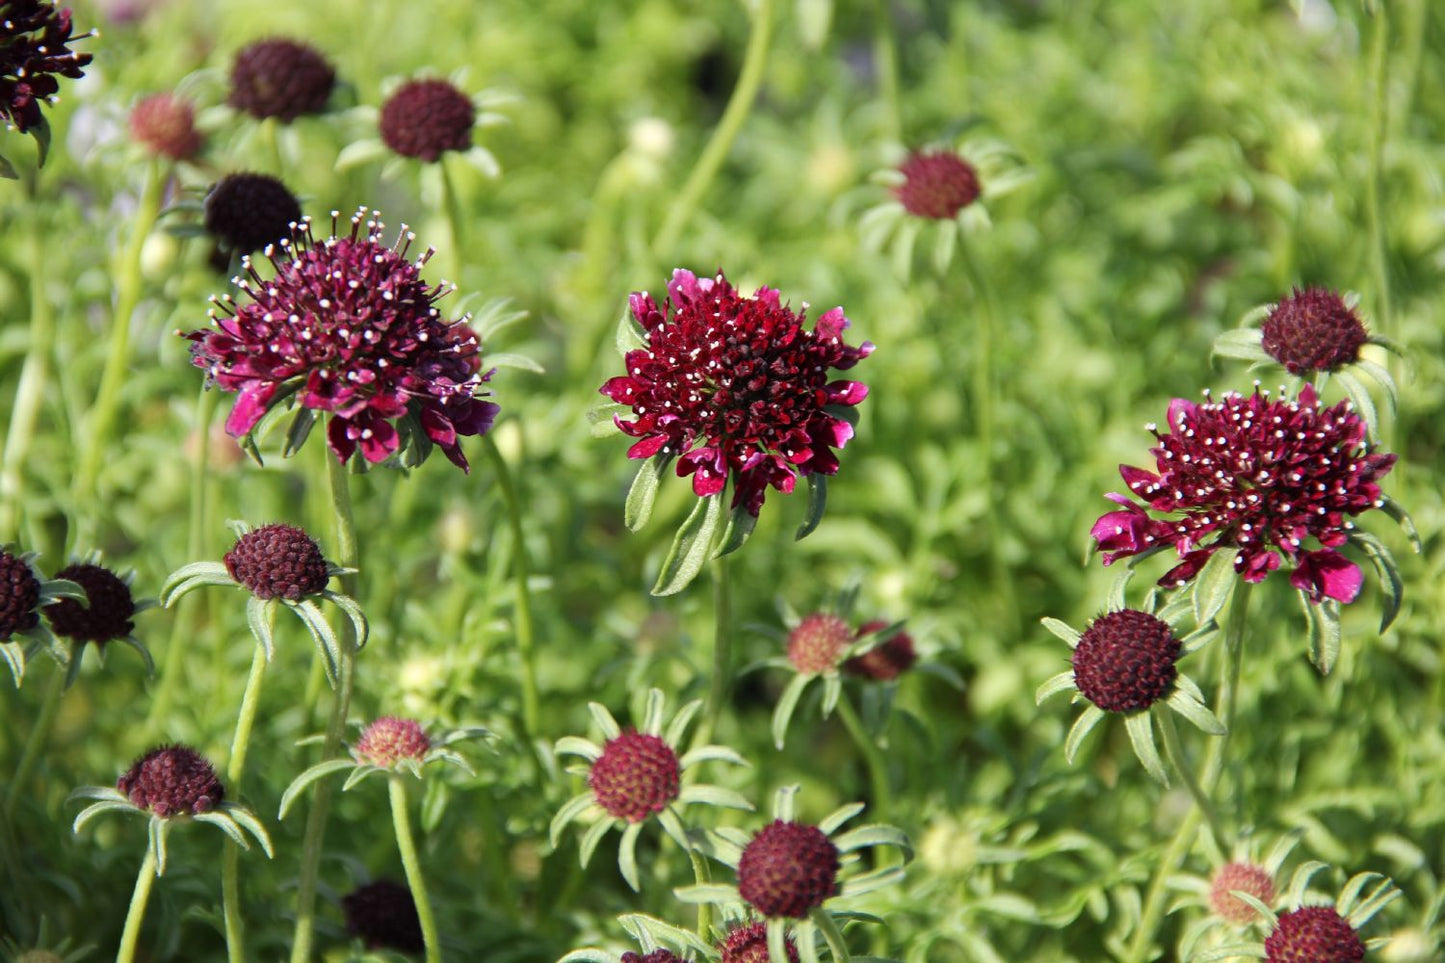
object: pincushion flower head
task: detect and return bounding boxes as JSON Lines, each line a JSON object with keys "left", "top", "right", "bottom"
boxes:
{"left": 0, "top": 0, "right": 92, "bottom": 173}
{"left": 1172, "top": 831, "right": 1303, "bottom": 957}
{"left": 335, "top": 70, "right": 511, "bottom": 179}
{"left": 551, "top": 689, "right": 752, "bottom": 891}
{"left": 43, "top": 557, "right": 156, "bottom": 687}
{"left": 227, "top": 37, "right": 335, "bottom": 123}
{"left": 128, "top": 93, "right": 202, "bottom": 162}
{"left": 1036, "top": 600, "right": 1225, "bottom": 785}
{"left": 160, "top": 521, "right": 367, "bottom": 685}
{"left": 0, "top": 547, "right": 84, "bottom": 686}
{"left": 554, "top": 911, "right": 714, "bottom": 963}
{"left": 182, "top": 208, "right": 500, "bottom": 471}
{"left": 599, "top": 269, "right": 871, "bottom": 591}
{"left": 677, "top": 785, "right": 910, "bottom": 961}
{"left": 71, "top": 745, "right": 272, "bottom": 875}
{"left": 342, "top": 879, "right": 424, "bottom": 954}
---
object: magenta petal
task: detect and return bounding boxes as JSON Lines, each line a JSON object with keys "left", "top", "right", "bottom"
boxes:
{"left": 225, "top": 384, "right": 275, "bottom": 436}
{"left": 1091, "top": 507, "right": 1150, "bottom": 560}
{"left": 1119, "top": 464, "right": 1159, "bottom": 494}
{"left": 1157, "top": 549, "right": 1212, "bottom": 587}
{"left": 826, "top": 380, "right": 869, "bottom": 405}
{"left": 1290, "top": 550, "right": 1363, "bottom": 604}
{"left": 327, "top": 416, "right": 357, "bottom": 464}
{"left": 1166, "top": 398, "right": 1196, "bottom": 431}
{"left": 667, "top": 269, "right": 702, "bottom": 306}
{"left": 814, "top": 306, "right": 849, "bottom": 340}
{"left": 358, "top": 418, "right": 400, "bottom": 463}
{"left": 627, "top": 434, "right": 668, "bottom": 459}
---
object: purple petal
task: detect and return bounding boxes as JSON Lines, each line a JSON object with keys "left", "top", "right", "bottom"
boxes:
{"left": 1290, "top": 550, "right": 1363, "bottom": 604}
{"left": 225, "top": 384, "right": 275, "bottom": 437}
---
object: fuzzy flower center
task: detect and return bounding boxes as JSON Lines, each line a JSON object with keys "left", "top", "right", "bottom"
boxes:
{"left": 224, "top": 523, "right": 330, "bottom": 601}
{"left": 1072, "top": 610, "right": 1179, "bottom": 714}
{"left": 737, "top": 820, "right": 841, "bottom": 919}
{"left": 893, "top": 150, "right": 981, "bottom": 219}
{"left": 588, "top": 729, "right": 681, "bottom": 822}
{"left": 129, "top": 93, "right": 203, "bottom": 161}
{"left": 227, "top": 38, "right": 335, "bottom": 122}
{"left": 1261, "top": 288, "right": 1368, "bottom": 376}
{"left": 1209, "top": 861, "right": 1275, "bottom": 924}
{"left": 719, "top": 921, "right": 801, "bottom": 963}
{"left": 1264, "top": 906, "right": 1365, "bottom": 963}
{"left": 787, "top": 612, "right": 852, "bottom": 674}
{"left": 380, "top": 79, "right": 476, "bottom": 163}
{"left": 45, "top": 563, "right": 134, "bottom": 645}
{"left": 355, "top": 716, "right": 430, "bottom": 768}
{"left": 117, "top": 744, "right": 224, "bottom": 817}
{"left": 0, "top": 549, "right": 41, "bottom": 638}
{"left": 203, "top": 172, "right": 302, "bottom": 255}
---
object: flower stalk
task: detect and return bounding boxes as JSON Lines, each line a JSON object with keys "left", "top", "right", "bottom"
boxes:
{"left": 0, "top": 218, "right": 54, "bottom": 542}
{"left": 833, "top": 691, "right": 891, "bottom": 824}
{"left": 389, "top": 776, "right": 442, "bottom": 963}
{"left": 117, "top": 848, "right": 159, "bottom": 963}
{"left": 696, "top": 556, "right": 732, "bottom": 750}
{"left": 481, "top": 435, "right": 541, "bottom": 740}
{"left": 4, "top": 656, "right": 66, "bottom": 818}
{"left": 221, "top": 634, "right": 271, "bottom": 962}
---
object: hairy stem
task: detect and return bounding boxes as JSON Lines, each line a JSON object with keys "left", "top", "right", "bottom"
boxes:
{"left": 872, "top": 0, "right": 901, "bottom": 141}
{"left": 4, "top": 656, "right": 66, "bottom": 818}
{"left": 221, "top": 639, "right": 270, "bottom": 962}
{"left": 1157, "top": 710, "right": 1224, "bottom": 849}
{"left": 834, "top": 691, "right": 891, "bottom": 824}
{"left": 694, "top": 556, "right": 733, "bottom": 751}
{"left": 1364, "top": 2, "right": 1391, "bottom": 340}
{"left": 117, "top": 848, "right": 159, "bottom": 963}
{"left": 0, "top": 219, "right": 56, "bottom": 542}
{"left": 390, "top": 777, "right": 442, "bottom": 963}
{"left": 688, "top": 848, "right": 713, "bottom": 940}
{"left": 481, "top": 435, "right": 541, "bottom": 740}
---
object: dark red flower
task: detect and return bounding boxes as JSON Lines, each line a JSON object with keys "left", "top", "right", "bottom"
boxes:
{"left": 601, "top": 269, "right": 871, "bottom": 516}
{"left": 342, "top": 879, "right": 424, "bottom": 954}
{"left": 224, "top": 523, "right": 329, "bottom": 600}
{"left": 379, "top": 79, "right": 475, "bottom": 163}
{"left": 1261, "top": 288, "right": 1368, "bottom": 376}
{"left": 893, "top": 150, "right": 981, "bottom": 220}
{"left": 1264, "top": 906, "right": 1364, "bottom": 963}
{"left": 1210, "top": 861, "right": 1275, "bottom": 925}
{"left": 843, "top": 621, "right": 917, "bottom": 681}
{"left": 786, "top": 612, "right": 851, "bottom": 675}
{"left": 737, "top": 820, "right": 840, "bottom": 919}
{"left": 719, "top": 921, "right": 801, "bottom": 963}
{"left": 588, "top": 729, "right": 680, "bottom": 822}
{"left": 0, "top": 1, "right": 92, "bottom": 134}
{"left": 45, "top": 563, "right": 134, "bottom": 645}
{"left": 1091, "top": 385, "right": 1395, "bottom": 604}
{"left": 1071, "top": 610, "right": 1179, "bottom": 714}
{"left": 117, "top": 745, "right": 223, "bottom": 817}
{"left": 227, "top": 38, "right": 334, "bottom": 123}
{"left": 129, "top": 93, "right": 203, "bottom": 161}
{"left": 355, "top": 717, "right": 430, "bottom": 768}
{"left": 621, "top": 952, "right": 683, "bottom": 963}
{"left": 0, "top": 549, "right": 41, "bottom": 638}
{"left": 203, "top": 172, "right": 302, "bottom": 256}
{"left": 183, "top": 210, "right": 499, "bottom": 470}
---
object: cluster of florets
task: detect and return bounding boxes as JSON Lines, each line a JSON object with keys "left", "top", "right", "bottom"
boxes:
{"left": 0, "top": 0, "right": 92, "bottom": 134}
{"left": 380, "top": 79, "right": 475, "bottom": 162}
{"left": 719, "top": 921, "right": 800, "bottom": 963}
{"left": 45, "top": 563, "right": 134, "bottom": 645}
{"left": 341, "top": 879, "right": 424, "bottom": 954}
{"left": 1071, "top": 610, "right": 1180, "bottom": 714}
{"left": 354, "top": 716, "right": 431, "bottom": 768}
{"left": 203, "top": 172, "right": 302, "bottom": 256}
{"left": 1210, "top": 861, "right": 1276, "bottom": 924}
{"left": 223, "top": 523, "right": 329, "bottom": 601}
{"left": 1264, "top": 906, "right": 1365, "bottom": 962}
{"left": 587, "top": 729, "right": 680, "bottom": 823}
{"left": 184, "top": 210, "right": 499, "bottom": 469}
{"left": 843, "top": 620, "right": 917, "bottom": 681}
{"left": 621, "top": 952, "right": 682, "bottom": 963}
{"left": 892, "top": 150, "right": 981, "bottom": 219}
{"left": 786, "top": 613, "right": 852, "bottom": 675}
{"left": 227, "top": 38, "right": 334, "bottom": 122}
{"left": 602, "top": 269, "right": 871, "bottom": 516}
{"left": 737, "top": 820, "right": 841, "bottom": 919}
{"left": 1261, "top": 288, "right": 1369, "bottom": 376}
{"left": 128, "top": 93, "right": 202, "bottom": 161}
{"left": 0, "top": 548, "right": 41, "bottom": 638}
{"left": 1092, "top": 385, "right": 1395, "bottom": 604}
{"left": 117, "top": 745, "right": 224, "bottom": 817}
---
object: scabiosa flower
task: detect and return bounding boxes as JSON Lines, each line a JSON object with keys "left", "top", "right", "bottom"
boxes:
{"left": 1037, "top": 605, "right": 1223, "bottom": 785}
{"left": 202, "top": 172, "right": 302, "bottom": 257}
{"left": 1173, "top": 830, "right": 1302, "bottom": 957}
{"left": 160, "top": 521, "right": 366, "bottom": 685}
{"left": 342, "top": 879, "right": 424, "bottom": 954}
{"left": 1212, "top": 862, "right": 1278, "bottom": 925}
{"left": 738, "top": 820, "right": 840, "bottom": 918}
{"left": 842, "top": 620, "right": 917, "bottom": 681}
{"left": 183, "top": 208, "right": 500, "bottom": 471}
{"left": 719, "top": 921, "right": 800, "bottom": 963}
{"left": 128, "top": 93, "right": 202, "bottom": 161}
{"left": 43, "top": 559, "right": 155, "bottom": 686}
{"left": 71, "top": 745, "right": 272, "bottom": 875}
{"left": 355, "top": 716, "right": 430, "bottom": 768}
{"left": 380, "top": 78, "right": 474, "bottom": 162}
{"left": 552, "top": 689, "right": 751, "bottom": 891}
{"left": 893, "top": 150, "right": 980, "bottom": 219}
{"left": 1091, "top": 384, "right": 1406, "bottom": 613}
{"left": 0, "top": 1, "right": 92, "bottom": 137}
{"left": 0, "top": 919, "right": 94, "bottom": 963}
{"left": 0, "top": 547, "right": 83, "bottom": 686}
{"left": 227, "top": 38, "right": 335, "bottom": 123}
{"left": 621, "top": 952, "right": 683, "bottom": 963}
{"left": 787, "top": 613, "right": 851, "bottom": 676}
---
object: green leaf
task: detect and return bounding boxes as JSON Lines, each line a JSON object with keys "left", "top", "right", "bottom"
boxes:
{"left": 625, "top": 454, "right": 671, "bottom": 532}
{"left": 587, "top": 403, "right": 630, "bottom": 437}
{"left": 673, "top": 883, "right": 742, "bottom": 904}
{"left": 1036, "top": 671, "right": 1076, "bottom": 705}
{"left": 1040, "top": 617, "right": 1082, "bottom": 647}
{"left": 1125, "top": 712, "right": 1168, "bottom": 785}
{"left": 246, "top": 596, "right": 275, "bottom": 662}
{"left": 486, "top": 351, "right": 545, "bottom": 374}
{"left": 0, "top": 152, "right": 17, "bottom": 179}
{"left": 1334, "top": 370, "right": 1378, "bottom": 437}
{"left": 334, "top": 138, "right": 389, "bottom": 171}
{"left": 795, "top": 474, "right": 828, "bottom": 541}
{"left": 1192, "top": 548, "right": 1239, "bottom": 627}
{"left": 712, "top": 504, "right": 757, "bottom": 558}
{"left": 1351, "top": 531, "right": 1402, "bottom": 631}
{"left": 1166, "top": 688, "right": 1225, "bottom": 735}
{"left": 772, "top": 672, "right": 812, "bottom": 749}
{"left": 617, "top": 821, "right": 643, "bottom": 891}
{"left": 1309, "top": 599, "right": 1342, "bottom": 674}
{"left": 31, "top": 116, "right": 51, "bottom": 169}
{"left": 615, "top": 309, "right": 647, "bottom": 357}
{"left": 277, "top": 759, "right": 354, "bottom": 819}
{"left": 283, "top": 408, "right": 317, "bottom": 458}
{"left": 549, "top": 791, "right": 596, "bottom": 847}
{"left": 1378, "top": 497, "right": 1421, "bottom": 552}
{"left": 1064, "top": 706, "right": 1104, "bottom": 764}
{"left": 651, "top": 494, "right": 724, "bottom": 596}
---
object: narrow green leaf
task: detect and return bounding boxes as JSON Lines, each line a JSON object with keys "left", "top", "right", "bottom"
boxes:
{"left": 1040, "top": 617, "right": 1082, "bottom": 647}
{"left": 549, "top": 791, "right": 597, "bottom": 848}
{"left": 1378, "top": 497, "right": 1421, "bottom": 552}
{"left": 772, "top": 673, "right": 812, "bottom": 749}
{"left": 625, "top": 454, "right": 671, "bottom": 532}
{"left": 615, "top": 309, "right": 647, "bottom": 357}
{"left": 246, "top": 597, "right": 275, "bottom": 662}
{"left": 1064, "top": 706, "right": 1105, "bottom": 763}
{"left": 1125, "top": 712, "right": 1168, "bottom": 785}
{"left": 577, "top": 817, "right": 613, "bottom": 867}
{"left": 486, "top": 352, "right": 545, "bottom": 374}
{"left": 277, "top": 759, "right": 354, "bottom": 819}
{"left": 1192, "top": 548, "right": 1239, "bottom": 627}
{"left": 672, "top": 883, "right": 742, "bottom": 904}
{"left": 617, "top": 822, "right": 643, "bottom": 891}
{"left": 1334, "top": 370, "right": 1378, "bottom": 438}
{"left": 1035, "top": 671, "right": 1076, "bottom": 705}
{"left": 0, "top": 152, "right": 17, "bottom": 179}
{"left": 31, "top": 117, "right": 51, "bottom": 168}
{"left": 651, "top": 494, "right": 724, "bottom": 596}
{"left": 795, "top": 474, "right": 828, "bottom": 541}
{"left": 1352, "top": 531, "right": 1402, "bottom": 631}
{"left": 712, "top": 504, "right": 757, "bottom": 559}
{"left": 1310, "top": 600, "right": 1342, "bottom": 674}
{"left": 283, "top": 408, "right": 316, "bottom": 458}
{"left": 587, "top": 403, "right": 630, "bottom": 437}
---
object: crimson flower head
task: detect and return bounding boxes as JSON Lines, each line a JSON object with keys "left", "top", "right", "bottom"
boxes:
{"left": 129, "top": 93, "right": 202, "bottom": 161}
{"left": 183, "top": 208, "right": 499, "bottom": 470}
{"left": 1211, "top": 861, "right": 1276, "bottom": 925}
{"left": 342, "top": 880, "right": 424, "bottom": 954}
{"left": 602, "top": 269, "right": 871, "bottom": 517}
{"left": 1072, "top": 610, "right": 1179, "bottom": 714}
{"left": 354, "top": 716, "right": 430, "bottom": 768}
{"left": 380, "top": 78, "right": 475, "bottom": 162}
{"left": 1265, "top": 906, "right": 1364, "bottom": 962}
{"left": 738, "top": 820, "right": 840, "bottom": 918}
{"left": 893, "top": 150, "right": 981, "bottom": 219}
{"left": 1261, "top": 288, "right": 1368, "bottom": 376}
{"left": 1091, "top": 384, "right": 1396, "bottom": 604}
{"left": 227, "top": 38, "right": 335, "bottom": 122}
{"left": 0, "top": 1, "right": 92, "bottom": 135}
{"left": 587, "top": 729, "right": 680, "bottom": 823}
{"left": 719, "top": 922, "right": 799, "bottom": 963}
{"left": 117, "top": 745, "right": 223, "bottom": 817}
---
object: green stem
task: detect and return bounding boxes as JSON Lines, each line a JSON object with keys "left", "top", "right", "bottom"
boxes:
{"left": 1156, "top": 710, "right": 1223, "bottom": 849}
{"left": 261, "top": 117, "right": 285, "bottom": 175}
{"left": 439, "top": 157, "right": 467, "bottom": 277}
{"left": 221, "top": 641, "right": 270, "bottom": 962}
{"left": 481, "top": 435, "right": 540, "bottom": 740}
{"left": 0, "top": 219, "right": 56, "bottom": 542}
{"left": 4, "top": 656, "right": 66, "bottom": 818}
{"left": 389, "top": 777, "right": 442, "bottom": 963}
{"left": 290, "top": 435, "right": 359, "bottom": 963}
{"left": 872, "top": 0, "right": 902, "bottom": 141}
{"left": 694, "top": 556, "right": 733, "bottom": 751}
{"left": 834, "top": 691, "right": 891, "bottom": 823}
{"left": 116, "top": 848, "right": 158, "bottom": 963}
{"left": 73, "top": 161, "right": 165, "bottom": 521}
{"left": 1364, "top": 1, "right": 1391, "bottom": 340}
{"left": 1126, "top": 584, "right": 1252, "bottom": 963}
{"left": 688, "top": 848, "right": 713, "bottom": 940}
{"left": 652, "top": 0, "right": 774, "bottom": 254}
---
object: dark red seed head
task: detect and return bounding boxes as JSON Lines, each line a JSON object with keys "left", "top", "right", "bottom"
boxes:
{"left": 1261, "top": 288, "right": 1368, "bottom": 376}
{"left": 842, "top": 621, "right": 917, "bottom": 681}
{"left": 0, "top": 0, "right": 93, "bottom": 134}
{"left": 1264, "top": 906, "right": 1365, "bottom": 963}
{"left": 786, "top": 613, "right": 852, "bottom": 675}
{"left": 1071, "top": 610, "right": 1179, "bottom": 714}
{"left": 893, "top": 150, "right": 981, "bottom": 219}
{"left": 203, "top": 172, "right": 302, "bottom": 256}
{"left": 719, "top": 921, "right": 801, "bottom": 963}
{"left": 379, "top": 79, "right": 476, "bottom": 163}
{"left": 355, "top": 717, "right": 430, "bottom": 768}
{"left": 621, "top": 952, "right": 683, "bottom": 963}
{"left": 1209, "top": 861, "right": 1275, "bottom": 925}
{"left": 129, "top": 93, "right": 202, "bottom": 161}
{"left": 117, "top": 745, "right": 224, "bottom": 817}
{"left": 227, "top": 38, "right": 335, "bottom": 122}
{"left": 738, "top": 820, "right": 841, "bottom": 919}
{"left": 588, "top": 729, "right": 680, "bottom": 822}
{"left": 342, "top": 879, "right": 424, "bottom": 954}
{"left": 45, "top": 563, "right": 134, "bottom": 645}
{"left": 0, "top": 549, "right": 41, "bottom": 639}
{"left": 223, "top": 523, "right": 329, "bottom": 601}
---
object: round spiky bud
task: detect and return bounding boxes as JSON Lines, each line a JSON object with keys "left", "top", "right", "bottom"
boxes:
{"left": 227, "top": 38, "right": 334, "bottom": 122}
{"left": 117, "top": 744, "right": 224, "bottom": 817}
{"left": 1071, "top": 610, "right": 1179, "bottom": 714}
{"left": 786, "top": 613, "right": 851, "bottom": 675}
{"left": 379, "top": 79, "right": 475, "bottom": 163}
{"left": 0, "top": 548, "right": 41, "bottom": 638}
{"left": 224, "top": 523, "right": 329, "bottom": 601}
{"left": 842, "top": 621, "right": 917, "bottom": 681}
{"left": 203, "top": 172, "right": 302, "bottom": 256}
{"left": 1209, "top": 861, "right": 1275, "bottom": 924}
{"left": 1261, "top": 288, "right": 1368, "bottom": 376}
{"left": 622, "top": 952, "right": 683, "bottom": 963}
{"left": 46, "top": 563, "right": 134, "bottom": 645}
{"left": 129, "top": 93, "right": 202, "bottom": 160}
{"left": 1264, "top": 906, "right": 1365, "bottom": 963}
{"left": 893, "top": 150, "right": 981, "bottom": 219}
{"left": 342, "top": 879, "right": 424, "bottom": 954}
{"left": 587, "top": 729, "right": 680, "bottom": 822}
{"left": 737, "top": 820, "right": 841, "bottom": 919}
{"left": 355, "top": 716, "right": 430, "bottom": 768}
{"left": 719, "top": 921, "right": 801, "bottom": 963}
